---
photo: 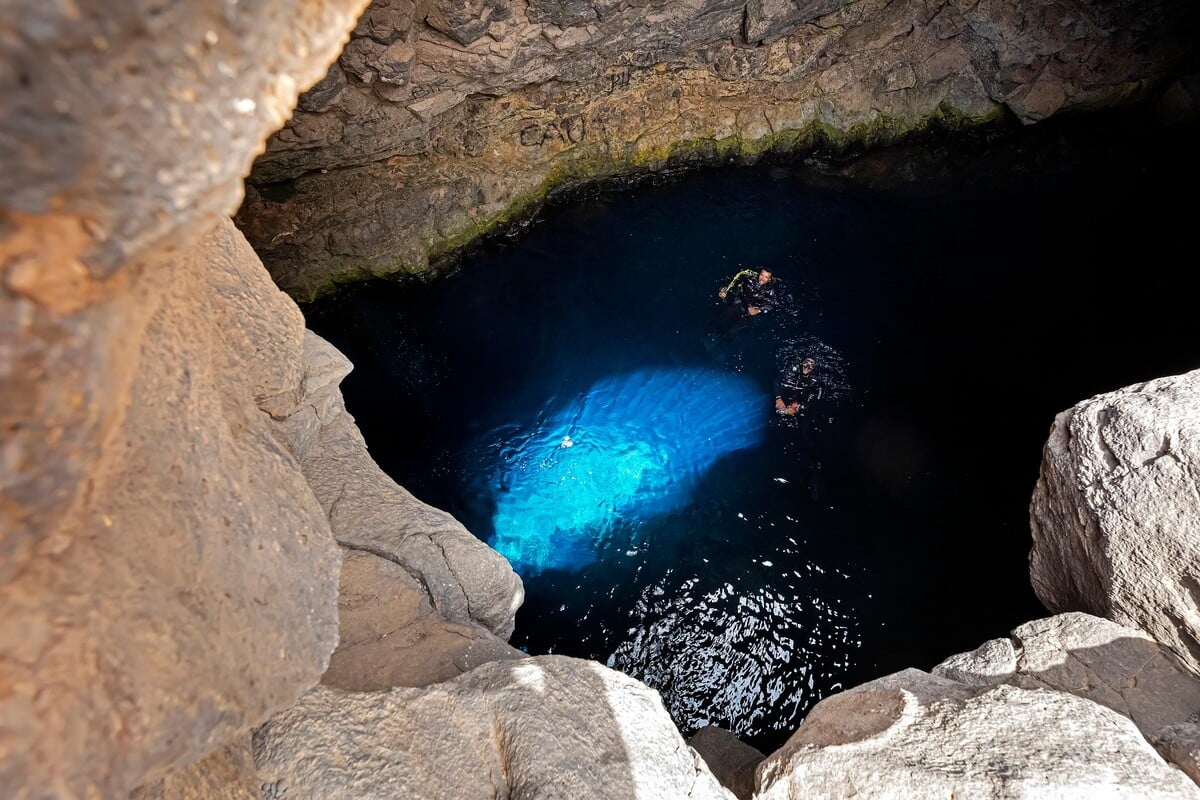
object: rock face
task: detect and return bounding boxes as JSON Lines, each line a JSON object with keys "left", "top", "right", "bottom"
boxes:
{"left": 261, "top": 329, "right": 524, "bottom": 688}
{"left": 280, "top": 331, "right": 525, "bottom": 639}
{"left": 0, "top": 216, "right": 343, "bottom": 800}
{"left": 252, "top": 655, "right": 737, "bottom": 800}
{"left": 322, "top": 545, "right": 525, "bottom": 691}
{"left": 756, "top": 668, "right": 1200, "bottom": 799}
{"left": 0, "top": 1, "right": 368, "bottom": 285}
{"left": 0, "top": 2, "right": 369, "bottom": 798}
{"left": 5, "top": 2, "right": 1200, "bottom": 799}
{"left": 1029, "top": 369, "right": 1200, "bottom": 676}
{"left": 234, "top": 0, "right": 1200, "bottom": 299}
{"left": 130, "top": 737, "right": 263, "bottom": 800}
{"left": 932, "top": 612, "right": 1200, "bottom": 742}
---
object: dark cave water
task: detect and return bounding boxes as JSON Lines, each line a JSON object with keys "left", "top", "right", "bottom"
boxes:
{"left": 303, "top": 112, "right": 1200, "bottom": 753}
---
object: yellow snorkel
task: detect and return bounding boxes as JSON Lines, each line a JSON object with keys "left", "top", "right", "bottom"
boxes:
{"left": 721, "top": 268, "right": 757, "bottom": 296}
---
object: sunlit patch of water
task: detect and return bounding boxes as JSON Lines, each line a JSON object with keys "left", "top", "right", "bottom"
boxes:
{"left": 486, "top": 367, "right": 767, "bottom": 575}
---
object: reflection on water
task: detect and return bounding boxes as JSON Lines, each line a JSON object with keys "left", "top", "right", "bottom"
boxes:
{"left": 608, "top": 543, "right": 861, "bottom": 740}
{"left": 487, "top": 367, "right": 766, "bottom": 575}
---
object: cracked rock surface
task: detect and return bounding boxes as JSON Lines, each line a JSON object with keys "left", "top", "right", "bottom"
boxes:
{"left": 1030, "top": 369, "right": 1200, "bottom": 676}
{"left": 252, "top": 656, "right": 737, "bottom": 800}
{"left": 234, "top": 0, "right": 1200, "bottom": 299}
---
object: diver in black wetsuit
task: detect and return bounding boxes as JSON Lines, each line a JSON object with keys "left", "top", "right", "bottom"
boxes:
{"left": 710, "top": 268, "right": 783, "bottom": 342}
{"left": 773, "top": 355, "right": 822, "bottom": 417}
{"left": 773, "top": 353, "right": 827, "bottom": 499}
{"left": 719, "top": 268, "right": 781, "bottom": 318}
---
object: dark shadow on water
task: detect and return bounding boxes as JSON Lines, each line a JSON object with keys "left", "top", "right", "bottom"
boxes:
{"left": 303, "top": 108, "right": 1200, "bottom": 754}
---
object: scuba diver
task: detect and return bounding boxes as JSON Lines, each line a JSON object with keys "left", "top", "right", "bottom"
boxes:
{"left": 774, "top": 355, "right": 822, "bottom": 417}
{"left": 718, "top": 267, "right": 781, "bottom": 318}
{"left": 773, "top": 353, "right": 826, "bottom": 500}
{"left": 709, "top": 267, "right": 784, "bottom": 346}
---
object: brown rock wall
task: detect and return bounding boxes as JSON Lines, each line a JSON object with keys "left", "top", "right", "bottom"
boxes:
{"left": 0, "top": 2, "right": 370, "bottom": 797}
{"left": 236, "top": 0, "right": 1199, "bottom": 299}
{"left": 0, "top": 217, "right": 343, "bottom": 799}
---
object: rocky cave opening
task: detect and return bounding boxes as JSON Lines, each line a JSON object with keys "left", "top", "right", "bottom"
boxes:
{"left": 294, "top": 106, "right": 1200, "bottom": 753}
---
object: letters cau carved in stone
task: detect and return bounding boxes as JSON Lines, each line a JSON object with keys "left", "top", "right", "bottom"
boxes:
{"left": 519, "top": 116, "right": 586, "bottom": 147}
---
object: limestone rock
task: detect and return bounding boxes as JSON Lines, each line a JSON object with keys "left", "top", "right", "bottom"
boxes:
{"left": 756, "top": 668, "right": 1200, "bottom": 799}
{"left": 745, "top": 0, "right": 846, "bottom": 46}
{"left": 262, "top": 329, "right": 355, "bottom": 459}
{"left": 1029, "top": 369, "right": 1200, "bottom": 675}
{"left": 253, "top": 656, "right": 737, "bottom": 800}
{"left": 275, "top": 331, "right": 525, "bottom": 639}
{"left": 425, "top": 0, "right": 511, "bottom": 46}
{"left": 322, "top": 546, "right": 525, "bottom": 691}
{"left": 0, "top": 218, "right": 342, "bottom": 799}
{"left": 932, "top": 613, "right": 1200, "bottom": 741}
{"left": 0, "top": 0, "right": 370, "bottom": 297}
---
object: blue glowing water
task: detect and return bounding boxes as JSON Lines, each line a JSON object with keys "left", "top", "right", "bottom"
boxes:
{"left": 303, "top": 112, "right": 1200, "bottom": 753}
{"left": 487, "top": 367, "right": 766, "bottom": 575}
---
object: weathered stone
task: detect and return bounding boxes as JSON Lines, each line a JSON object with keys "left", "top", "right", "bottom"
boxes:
{"left": 757, "top": 668, "right": 1200, "bottom": 799}
{"left": 130, "top": 736, "right": 263, "bottom": 800}
{"left": 322, "top": 546, "right": 525, "bottom": 691}
{"left": 236, "top": 0, "right": 1199, "bottom": 299}
{"left": 297, "top": 63, "right": 350, "bottom": 113}
{"left": 527, "top": 0, "right": 599, "bottom": 28}
{"left": 425, "top": 0, "right": 511, "bottom": 46}
{"left": 1155, "top": 724, "right": 1200, "bottom": 787}
{"left": 285, "top": 333, "right": 524, "bottom": 638}
{"left": 688, "top": 726, "right": 764, "bottom": 800}
{"left": 0, "top": 218, "right": 342, "bottom": 799}
{"left": 1030, "top": 369, "right": 1200, "bottom": 675}
{"left": 0, "top": 0, "right": 369, "bottom": 291}
{"left": 933, "top": 636, "right": 1019, "bottom": 685}
{"left": 253, "top": 656, "right": 737, "bottom": 800}
{"left": 354, "top": 0, "right": 420, "bottom": 44}
{"left": 933, "top": 613, "right": 1200, "bottom": 741}
{"left": 262, "top": 328, "right": 523, "bottom": 645}
{"left": 745, "top": 0, "right": 846, "bottom": 45}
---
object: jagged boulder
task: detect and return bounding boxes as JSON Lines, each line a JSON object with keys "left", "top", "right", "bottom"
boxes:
{"left": 1030, "top": 369, "right": 1200, "bottom": 676}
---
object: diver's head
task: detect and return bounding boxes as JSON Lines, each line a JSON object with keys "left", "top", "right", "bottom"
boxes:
{"left": 757, "top": 269, "right": 772, "bottom": 285}
{"left": 800, "top": 357, "right": 817, "bottom": 373}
